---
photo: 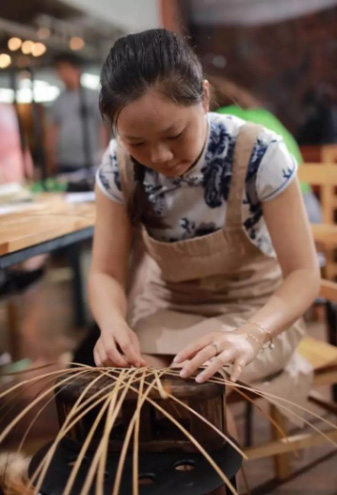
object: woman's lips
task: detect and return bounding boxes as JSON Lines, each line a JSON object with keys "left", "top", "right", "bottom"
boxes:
{"left": 160, "top": 162, "right": 188, "bottom": 175}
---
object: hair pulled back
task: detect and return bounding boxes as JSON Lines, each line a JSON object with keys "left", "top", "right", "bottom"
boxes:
{"left": 99, "top": 29, "right": 204, "bottom": 226}
{"left": 100, "top": 28, "right": 204, "bottom": 128}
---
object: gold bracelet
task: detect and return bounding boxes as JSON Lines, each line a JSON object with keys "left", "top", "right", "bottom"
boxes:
{"left": 244, "top": 333, "right": 265, "bottom": 351}
{"left": 247, "top": 320, "right": 275, "bottom": 350}
{"left": 233, "top": 330, "right": 265, "bottom": 352}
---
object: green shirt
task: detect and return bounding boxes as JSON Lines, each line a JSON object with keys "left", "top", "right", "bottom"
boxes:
{"left": 216, "top": 106, "right": 309, "bottom": 193}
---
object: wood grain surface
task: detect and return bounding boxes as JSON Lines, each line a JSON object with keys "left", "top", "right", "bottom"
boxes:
{"left": 0, "top": 194, "right": 95, "bottom": 256}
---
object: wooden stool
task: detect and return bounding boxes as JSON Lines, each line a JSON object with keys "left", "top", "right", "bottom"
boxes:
{"left": 29, "top": 371, "right": 242, "bottom": 495}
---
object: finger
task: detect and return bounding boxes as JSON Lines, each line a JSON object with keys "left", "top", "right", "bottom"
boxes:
{"left": 95, "top": 340, "right": 113, "bottom": 367}
{"left": 118, "top": 334, "right": 144, "bottom": 367}
{"left": 230, "top": 357, "right": 247, "bottom": 383}
{"left": 93, "top": 347, "right": 102, "bottom": 367}
{"left": 179, "top": 345, "right": 217, "bottom": 379}
{"left": 101, "top": 335, "right": 129, "bottom": 367}
{"left": 195, "top": 349, "right": 237, "bottom": 383}
{"left": 129, "top": 332, "right": 147, "bottom": 367}
{"left": 174, "top": 334, "right": 215, "bottom": 364}
{"left": 94, "top": 340, "right": 108, "bottom": 367}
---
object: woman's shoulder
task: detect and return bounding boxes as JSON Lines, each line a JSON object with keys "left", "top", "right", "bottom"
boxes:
{"left": 205, "top": 112, "right": 297, "bottom": 203}
{"left": 207, "top": 111, "right": 282, "bottom": 145}
{"left": 204, "top": 112, "right": 280, "bottom": 168}
{"left": 207, "top": 111, "right": 246, "bottom": 138}
{"left": 96, "top": 139, "right": 124, "bottom": 203}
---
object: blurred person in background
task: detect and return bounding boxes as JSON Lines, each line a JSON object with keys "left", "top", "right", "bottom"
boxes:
{"left": 0, "top": 103, "right": 33, "bottom": 184}
{"left": 0, "top": 103, "right": 46, "bottom": 293}
{"left": 208, "top": 75, "right": 322, "bottom": 224}
{"left": 46, "top": 53, "right": 108, "bottom": 176}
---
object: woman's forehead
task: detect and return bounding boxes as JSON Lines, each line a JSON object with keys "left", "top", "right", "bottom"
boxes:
{"left": 117, "top": 92, "right": 193, "bottom": 138}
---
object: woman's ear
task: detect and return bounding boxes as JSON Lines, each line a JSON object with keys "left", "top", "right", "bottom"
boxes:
{"left": 202, "top": 79, "right": 210, "bottom": 112}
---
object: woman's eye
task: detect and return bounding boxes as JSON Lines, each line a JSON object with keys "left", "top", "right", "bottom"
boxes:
{"left": 129, "top": 142, "right": 144, "bottom": 147}
{"left": 167, "top": 131, "right": 183, "bottom": 140}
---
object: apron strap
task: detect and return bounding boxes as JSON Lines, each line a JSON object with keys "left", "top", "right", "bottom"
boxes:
{"left": 225, "top": 122, "right": 264, "bottom": 229}
{"left": 117, "top": 122, "right": 263, "bottom": 230}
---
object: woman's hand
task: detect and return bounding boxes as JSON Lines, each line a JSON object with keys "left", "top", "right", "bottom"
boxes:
{"left": 94, "top": 322, "right": 147, "bottom": 368}
{"left": 173, "top": 327, "right": 265, "bottom": 383}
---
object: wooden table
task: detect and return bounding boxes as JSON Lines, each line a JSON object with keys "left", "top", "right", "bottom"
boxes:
{"left": 0, "top": 193, "right": 96, "bottom": 327}
{"left": 0, "top": 193, "right": 95, "bottom": 269}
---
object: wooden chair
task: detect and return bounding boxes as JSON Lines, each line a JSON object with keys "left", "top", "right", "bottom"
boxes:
{"left": 298, "top": 163, "right": 337, "bottom": 279}
{"left": 321, "top": 144, "right": 337, "bottom": 164}
{"left": 229, "top": 278, "right": 337, "bottom": 481}
{"left": 234, "top": 159, "right": 337, "bottom": 479}
{"left": 300, "top": 144, "right": 337, "bottom": 164}
{"left": 298, "top": 163, "right": 337, "bottom": 224}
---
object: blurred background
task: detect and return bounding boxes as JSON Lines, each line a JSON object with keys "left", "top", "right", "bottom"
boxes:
{"left": 0, "top": 2, "right": 337, "bottom": 494}
{"left": 0, "top": 0, "right": 336, "bottom": 173}
{"left": 0, "top": 0, "right": 337, "bottom": 160}
{"left": 0, "top": 0, "right": 336, "bottom": 170}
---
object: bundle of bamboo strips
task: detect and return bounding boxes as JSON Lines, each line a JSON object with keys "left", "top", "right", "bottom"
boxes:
{"left": 0, "top": 364, "right": 336, "bottom": 495}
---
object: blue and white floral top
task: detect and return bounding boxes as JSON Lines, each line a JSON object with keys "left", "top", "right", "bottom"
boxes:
{"left": 96, "top": 113, "right": 297, "bottom": 257}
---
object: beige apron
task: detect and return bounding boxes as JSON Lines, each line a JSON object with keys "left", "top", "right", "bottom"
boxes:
{"left": 117, "top": 123, "right": 312, "bottom": 415}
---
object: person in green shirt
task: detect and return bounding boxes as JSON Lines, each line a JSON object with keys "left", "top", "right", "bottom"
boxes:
{"left": 208, "top": 75, "right": 321, "bottom": 223}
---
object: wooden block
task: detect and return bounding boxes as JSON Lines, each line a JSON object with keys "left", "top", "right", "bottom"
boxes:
{"left": 298, "top": 164, "right": 337, "bottom": 185}
{"left": 298, "top": 337, "right": 337, "bottom": 370}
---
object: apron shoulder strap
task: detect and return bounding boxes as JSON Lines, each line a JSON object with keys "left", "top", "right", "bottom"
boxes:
{"left": 225, "top": 122, "right": 264, "bottom": 229}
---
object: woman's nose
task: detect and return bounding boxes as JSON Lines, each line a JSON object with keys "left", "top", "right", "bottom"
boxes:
{"left": 150, "top": 144, "right": 174, "bottom": 164}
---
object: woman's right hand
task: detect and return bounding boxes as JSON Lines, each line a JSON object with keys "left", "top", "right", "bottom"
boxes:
{"left": 93, "top": 322, "right": 147, "bottom": 368}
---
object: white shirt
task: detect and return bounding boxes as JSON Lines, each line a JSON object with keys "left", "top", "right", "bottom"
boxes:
{"left": 96, "top": 112, "right": 297, "bottom": 257}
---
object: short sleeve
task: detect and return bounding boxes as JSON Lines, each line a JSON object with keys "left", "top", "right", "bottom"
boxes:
{"left": 87, "top": 89, "right": 101, "bottom": 122}
{"left": 48, "top": 97, "right": 62, "bottom": 125}
{"left": 256, "top": 130, "right": 298, "bottom": 202}
{"left": 95, "top": 139, "right": 125, "bottom": 204}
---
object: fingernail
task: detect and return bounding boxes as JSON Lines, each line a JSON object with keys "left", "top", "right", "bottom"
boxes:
{"left": 196, "top": 374, "right": 205, "bottom": 383}
{"left": 180, "top": 369, "right": 187, "bottom": 378}
{"left": 173, "top": 355, "right": 180, "bottom": 363}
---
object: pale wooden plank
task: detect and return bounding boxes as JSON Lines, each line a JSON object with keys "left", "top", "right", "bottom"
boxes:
{"left": 244, "top": 429, "right": 337, "bottom": 460}
{"left": 298, "top": 164, "right": 337, "bottom": 185}
{"left": 270, "top": 405, "right": 291, "bottom": 479}
{"left": 319, "top": 279, "right": 337, "bottom": 302}
{"left": 311, "top": 223, "right": 337, "bottom": 246}
{"left": 321, "top": 144, "right": 337, "bottom": 163}
{"left": 0, "top": 194, "right": 95, "bottom": 255}
{"left": 298, "top": 337, "right": 337, "bottom": 370}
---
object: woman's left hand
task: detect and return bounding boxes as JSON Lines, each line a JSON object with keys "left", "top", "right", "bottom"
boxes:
{"left": 173, "top": 328, "right": 265, "bottom": 383}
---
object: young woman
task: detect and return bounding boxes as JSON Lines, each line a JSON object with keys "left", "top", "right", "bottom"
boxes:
{"left": 89, "top": 26, "right": 319, "bottom": 456}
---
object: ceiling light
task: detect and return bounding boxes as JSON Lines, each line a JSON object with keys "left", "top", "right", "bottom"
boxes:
{"left": 0, "top": 54, "right": 12, "bottom": 69}
{"left": 32, "top": 42, "right": 47, "bottom": 57}
{"left": 8, "top": 37, "right": 22, "bottom": 51}
{"left": 0, "top": 85, "right": 60, "bottom": 104}
{"left": 69, "top": 36, "right": 85, "bottom": 51}
{"left": 81, "top": 73, "right": 100, "bottom": 90}
{"left": 21, "top": 40, "right": 34, "bottom": 55}
{"left": 0, "top": 89, "right": 14, "bottom": 103}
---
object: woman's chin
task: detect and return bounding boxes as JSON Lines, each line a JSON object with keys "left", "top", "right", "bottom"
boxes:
{"left": 160, "top": 163, "right": 190, "bottom": 177}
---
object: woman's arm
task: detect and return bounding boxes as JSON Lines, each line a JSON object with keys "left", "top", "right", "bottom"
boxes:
{"left": 88, "top": 185, "right": 146, "bottom": 367}
{"left": 242, "top": 176, "right": 320, "bottom": 336}
{"left": 175, "top": 177, "right": 320, "bottom": 382}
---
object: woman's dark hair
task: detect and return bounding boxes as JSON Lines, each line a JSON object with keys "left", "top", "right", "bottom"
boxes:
{"left": 99, "top": 29, "right": 205, "bottom": 226}
{"left": 100, "top": 28, "right": 204, "bottom": 126}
